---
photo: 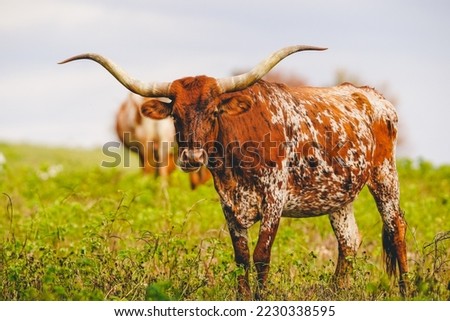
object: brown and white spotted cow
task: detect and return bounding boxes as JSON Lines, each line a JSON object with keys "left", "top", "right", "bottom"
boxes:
{"left": 116, "top": 93, "right": 211, "bottom": 189}
{"left": 60, "top": 45, "right": 408, "bottom": 299}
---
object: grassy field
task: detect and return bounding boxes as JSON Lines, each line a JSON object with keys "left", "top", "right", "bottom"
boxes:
{"left": 0, "top": 142, "right": 449, "bottom": 300}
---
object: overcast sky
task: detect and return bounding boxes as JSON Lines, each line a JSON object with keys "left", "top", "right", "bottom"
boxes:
{"left": 1, "top": 0, "right": 449, "bottom": 164}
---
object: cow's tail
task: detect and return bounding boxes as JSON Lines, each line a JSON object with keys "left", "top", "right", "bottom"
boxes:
{"left": 382, "top": 224, "right": 398, "bottom": 277}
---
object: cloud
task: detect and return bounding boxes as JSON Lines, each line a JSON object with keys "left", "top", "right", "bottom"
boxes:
{"left": 0, "top": 0, "right": 102, "bottom": 31}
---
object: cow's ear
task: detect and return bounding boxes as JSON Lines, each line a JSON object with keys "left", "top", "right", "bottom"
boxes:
{"left": 141, "top": 99, "right": 172, "bottom": 120}
{"left": 220, "top": 95, "right": 252, "bottom": 116}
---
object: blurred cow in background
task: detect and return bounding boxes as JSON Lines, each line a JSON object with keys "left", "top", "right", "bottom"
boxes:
{"left": 116, "top": 93, "right": 176, "bottom": 177}
{"left": 116, "top": 93, "right": 210, "bottom": 189}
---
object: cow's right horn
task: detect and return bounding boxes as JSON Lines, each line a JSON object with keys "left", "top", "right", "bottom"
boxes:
{"left": 217, "top": 45, "right": 327, "bottom": 94}
{"left": 59, "top": 53, "right": 172, "bottom": 98}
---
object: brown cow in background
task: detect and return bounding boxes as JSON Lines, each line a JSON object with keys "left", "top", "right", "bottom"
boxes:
{"left": 116, "top": 93, "right": 210, "bottom": 189}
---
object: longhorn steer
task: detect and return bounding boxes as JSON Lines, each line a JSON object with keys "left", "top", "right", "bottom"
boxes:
{"left": 60, "top": 45, "right": 408, "bottom": 299}
{"left": 116, "top": 93, "right": 211, "bottom": 189}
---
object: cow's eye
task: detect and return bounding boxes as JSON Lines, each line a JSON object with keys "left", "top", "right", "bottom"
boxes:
{"left": 213, "top": 110, "right": 220, "bottom": 118}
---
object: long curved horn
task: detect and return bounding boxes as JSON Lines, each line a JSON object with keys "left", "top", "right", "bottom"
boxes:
{"left": 217, "top": 45, "right": 327, "bottom": 93}
{"left": 58, "top": 53, "right": 171, "bottom": 98}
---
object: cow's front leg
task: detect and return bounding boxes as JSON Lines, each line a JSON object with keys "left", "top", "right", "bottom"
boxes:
{"left": 224, "top": 210, "right": 251, "bottom": 300}
{"left": 253, "top": 213, "right": 281, "bottom": 300}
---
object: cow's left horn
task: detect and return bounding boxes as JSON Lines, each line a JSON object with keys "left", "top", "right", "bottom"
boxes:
{"left": 58, "top": 53, "right": 171, "bottom": 98}
{"left": 217, "top": 45, "right": 327, "bottom": 93}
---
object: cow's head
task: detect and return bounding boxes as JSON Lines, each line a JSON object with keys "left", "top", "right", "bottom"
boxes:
{"left": 59, "top": 45, "right": 326, "bottom": 171}
{"left": 139, "top": 76, "right": 255, "bottom": 171}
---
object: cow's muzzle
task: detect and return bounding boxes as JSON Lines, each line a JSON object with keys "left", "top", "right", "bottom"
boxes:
{"left": 178, "top": 148, "right": 208, "bottom": 172}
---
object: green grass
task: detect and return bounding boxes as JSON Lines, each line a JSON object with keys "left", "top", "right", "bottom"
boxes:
{"left": 0, "top": 142, "right": 449, "bottom": 300}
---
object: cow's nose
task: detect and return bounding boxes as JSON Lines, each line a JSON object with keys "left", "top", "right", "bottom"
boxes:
{"left": 180, "top": 148, "right": 208, "bottom": 166}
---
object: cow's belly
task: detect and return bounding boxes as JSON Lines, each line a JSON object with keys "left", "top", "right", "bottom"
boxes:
{"left": 282, "top": 189, "right": 358, "bottom": 218}
{"left": 281, "top": 167, "right": 369, "bottom": 218}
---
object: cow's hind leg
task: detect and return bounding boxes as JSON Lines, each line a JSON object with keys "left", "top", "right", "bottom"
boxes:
{"left": 367, "top": 160, "right": 408, "bottom": 296}
{"left": 329, "top": 202, "right": 361, "bottom": 287}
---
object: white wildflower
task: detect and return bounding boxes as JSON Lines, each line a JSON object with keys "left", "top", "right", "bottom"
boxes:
{"left": 37, "top": 164, "right": 64, "bottom": 180}
{"left": 0, "top": 152, "right": 5, "bottom": 171}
